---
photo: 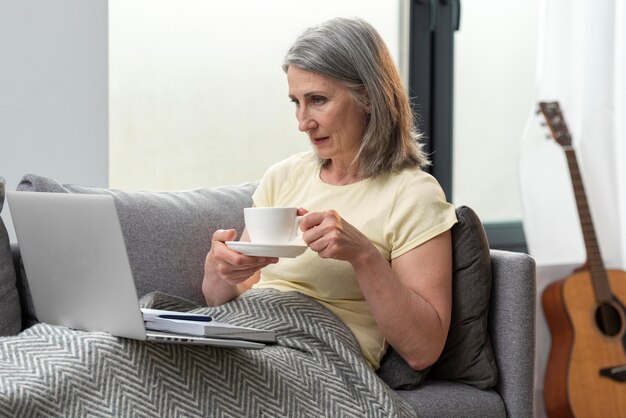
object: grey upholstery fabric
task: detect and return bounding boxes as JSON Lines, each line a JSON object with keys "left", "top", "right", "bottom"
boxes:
{"left": 377, "top": 347, "right": 430, "bottom": 389}
{"left": 378, "top": 205, "right": 497, "bottom": 390}
{"left": 11, "top": 244, "right": 36, "bottom": 329}
{"left": 16, "top": 174, "right": 256, "bottom": 318}
{"left": 0, "top": 177, "right": 22, "bottom": 336}
{"left": 489, "top": 249, "right": 536, "bottom": 418}
{"left": 397, "top": 380, "right": 505, "bottom": 418}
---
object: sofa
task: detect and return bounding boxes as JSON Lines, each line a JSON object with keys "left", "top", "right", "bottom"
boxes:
{"left": 0, "top": 174, "right": 536, "bottom": 417}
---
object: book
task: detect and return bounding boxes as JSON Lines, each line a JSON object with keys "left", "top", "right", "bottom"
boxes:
{"left": 141, "top": 308, "right": 276, "bottom": 343}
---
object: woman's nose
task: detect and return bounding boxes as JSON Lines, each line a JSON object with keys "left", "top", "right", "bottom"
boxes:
{"left": 297, "top": 109, "right": 317, "bottom": 132}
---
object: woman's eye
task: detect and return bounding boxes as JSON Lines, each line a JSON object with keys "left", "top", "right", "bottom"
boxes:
{"left": 311, "top": 96, "right": 326, "bottom": 105}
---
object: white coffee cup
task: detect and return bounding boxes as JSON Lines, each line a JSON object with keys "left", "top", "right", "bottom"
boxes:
{"left": 244, "top": 207, "right": 302, "bottom": 244}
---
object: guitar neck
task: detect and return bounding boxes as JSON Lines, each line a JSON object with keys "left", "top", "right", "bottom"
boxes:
{"left": 563, "top": 147, "right": 613, "bottom": 302}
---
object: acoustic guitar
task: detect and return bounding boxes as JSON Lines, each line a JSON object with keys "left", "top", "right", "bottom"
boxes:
{"left": 538, "top": 101, "right": 626, "bottom": 418}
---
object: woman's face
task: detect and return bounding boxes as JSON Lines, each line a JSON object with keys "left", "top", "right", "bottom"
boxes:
{"left": 287, "top": 66, "right": 368, "bottom": 166}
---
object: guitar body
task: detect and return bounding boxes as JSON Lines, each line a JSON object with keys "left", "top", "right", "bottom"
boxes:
{"left": 543, "top": 269, "right": 626, "bottom": 418}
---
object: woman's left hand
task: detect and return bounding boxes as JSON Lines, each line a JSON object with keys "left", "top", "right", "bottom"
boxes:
{"left": 298, "top": 208, "right": 375, "bottom": 263}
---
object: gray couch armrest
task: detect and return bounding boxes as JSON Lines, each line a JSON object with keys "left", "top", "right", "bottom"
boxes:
{"left": 10, "top": 244, "right": 21, "bottom": 279}
{"left": 11, "top": 243, "right": 38, "bottom": 330}
{"left": 489, "top": 249, "right": 536, "bottom": 418}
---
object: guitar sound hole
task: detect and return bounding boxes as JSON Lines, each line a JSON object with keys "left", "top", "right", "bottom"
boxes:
{"left": 595, "top": 302, "right": 623, "bottom": 337}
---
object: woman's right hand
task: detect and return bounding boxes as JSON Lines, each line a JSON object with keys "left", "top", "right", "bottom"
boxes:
{"left": 202, "top": 229, "right": 278, "bottom": 306}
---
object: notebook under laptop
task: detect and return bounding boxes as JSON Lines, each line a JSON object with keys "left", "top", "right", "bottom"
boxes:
{"left": 7, "top": 191, "right": 266, "bottom": 349}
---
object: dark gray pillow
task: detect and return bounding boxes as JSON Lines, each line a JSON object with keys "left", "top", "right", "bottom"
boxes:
{"left": 376, "top": 347, "right": 430, "bottom": 389}
{"left": 377, "top": 205, "right": 497, "bottom": 390}
{"left": 428, "top": 205, "right": 498, "bottom": 388}
{"left": 16, "top": 174, "right": 256, "bottom": 322}
{"left": 0, "top": 177, "right": 22, "bottom": 336}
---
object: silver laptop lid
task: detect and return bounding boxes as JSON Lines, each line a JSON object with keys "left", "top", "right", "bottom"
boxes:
{"left": 7, "top": 191, "right": 146, "bottom": 340}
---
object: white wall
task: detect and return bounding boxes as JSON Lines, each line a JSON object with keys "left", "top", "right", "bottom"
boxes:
{"left": 0, "top": 0, "right": 109, "bottom": 241}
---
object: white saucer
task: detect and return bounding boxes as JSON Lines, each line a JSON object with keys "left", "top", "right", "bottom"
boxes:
{"left": 225, "top": 241, "right": 308, "bottom": 258}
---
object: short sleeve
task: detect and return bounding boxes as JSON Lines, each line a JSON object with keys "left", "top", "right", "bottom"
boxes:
{"left": 386, "top": 172, "right": 457, "bottom": 259}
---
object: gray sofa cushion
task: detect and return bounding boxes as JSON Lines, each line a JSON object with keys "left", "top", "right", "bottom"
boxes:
{"left": 377, "top": 205, "right": 497, "bottom": 390}
{"left": 397, "top": 380, "right": 505, "bottom": 418}
{"left": 16, "top": 174, "right": 256, "bottom": 321}
{"left": 376, "top": 346, "right": 430, "bottom": 389}
{"left": 0, "top": 177, "right": 22, "bottom": 336}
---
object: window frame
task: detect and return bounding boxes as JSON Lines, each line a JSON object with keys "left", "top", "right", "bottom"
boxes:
{"left": 408, "top": 0, "right": 527, "bottom": 253}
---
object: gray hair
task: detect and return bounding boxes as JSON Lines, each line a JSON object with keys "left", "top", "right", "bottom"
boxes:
{"left": 283, "top": 17, "right": 429, "bottom": 178}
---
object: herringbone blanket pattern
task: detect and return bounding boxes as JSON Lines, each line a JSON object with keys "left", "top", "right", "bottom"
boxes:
{"left": 0, "top": 289, "right": 416, "bottom": 418}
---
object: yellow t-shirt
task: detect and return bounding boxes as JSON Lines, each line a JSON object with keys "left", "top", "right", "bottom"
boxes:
{"left": 252, "top": 152, "right": 457, "bottom": 369}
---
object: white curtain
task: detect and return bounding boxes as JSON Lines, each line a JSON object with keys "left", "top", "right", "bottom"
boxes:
{"left": 520, "top": 0, "right": 626, "bottom": 270}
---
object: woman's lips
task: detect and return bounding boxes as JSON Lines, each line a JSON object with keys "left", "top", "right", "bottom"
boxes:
{"left": 312, "top": 136, "right": 329, "bottom": 144}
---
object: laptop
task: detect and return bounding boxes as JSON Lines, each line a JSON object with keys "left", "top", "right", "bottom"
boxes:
{"left": 7, "top": 191, "right": 267, "bottom": 349}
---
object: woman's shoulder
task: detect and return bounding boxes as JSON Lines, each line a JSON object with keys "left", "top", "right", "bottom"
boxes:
{"left": 382, "top": 165, "right": 442, "bottom": 188}
{"left": 386, "top": 166, "right": 448, "bottom": 201}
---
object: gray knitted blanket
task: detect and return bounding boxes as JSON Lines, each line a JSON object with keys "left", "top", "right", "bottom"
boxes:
{"left": 0, "top": 289, "right": 415, "bottom": 417}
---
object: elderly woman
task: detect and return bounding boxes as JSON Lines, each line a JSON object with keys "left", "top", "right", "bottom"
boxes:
{"left": 203, "top": 17, "right": 457, "bottom": 371}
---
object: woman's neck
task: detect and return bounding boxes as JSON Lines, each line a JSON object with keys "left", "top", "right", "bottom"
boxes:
{"left": 320, "top": 162, "right": 362, "bottom": 185}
